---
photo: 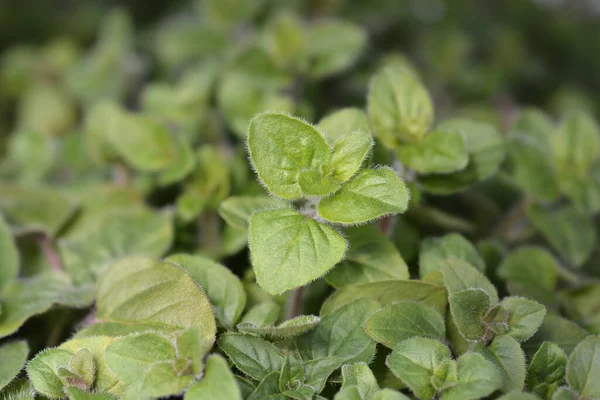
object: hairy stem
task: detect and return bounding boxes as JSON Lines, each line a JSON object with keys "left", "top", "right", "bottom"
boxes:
{"left": 37, "top": 233, "right": 62, "bottom": 272}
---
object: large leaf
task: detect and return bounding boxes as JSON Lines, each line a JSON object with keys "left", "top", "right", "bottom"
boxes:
{"left": 419, "top": 233, "right": 485, "bottom": 277}
{"left": 365, "top": 302, "right": 445, "bottom": 348}
{"left": 167, "top": 254, "right": 247, "bottom": 329}
{"left": 565, "top": 335, "right": 600, "bottom": 398}
{"left": 218, "top": 196, "right": 288, "bottom": 230}
{"left": 0, "top": 341, "right": 29, "bottom": 391}
{"left": 441, "top": 353, "right": 503, "bottom": 400}
{"left": 527, "top": 342, "right": 567, "bottom": 399}
{"left": 218, "top": 334, "right": 285, "bottom": 381}
{"left": 248, "top": 208, "right": 347, "bottom": 295}
{"left": 442, "top": 257, "right": 498, "bottom": 304}
{"left": 325, "top": 225, "right": 409, "bottom": 288}
{"left": 448, "top": 289, "right": 492, "bottom": 341}
{"left": 396, "top": 129, "right": 468, "bottom": 174}
{"left": 501, "top": 297, "right": 546, "bottom": 342}
{"left": 247, "top": 112, "right": 331, "bottom": 199}
{"left": 26, "top": 348, "right": 73, "bottom": 398}
{"left": 552, "top": 110, "right": 600, "bottom": 178}
{"left": 475, "top": 335, "right": 526, "bottom": 392}
{"left": 185, "top": 354, "right": 242, "bottom": 400}
{"left": 523, "top": 314, "right": 588, "bottom": 357}
{"left": 317, "top": 108, "right": 370, "bottom": 143}
{"left": 318, "top": 168, "right": 409, "bottom": 225}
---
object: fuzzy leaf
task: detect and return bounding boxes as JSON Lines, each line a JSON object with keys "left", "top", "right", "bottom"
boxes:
{"left": 527, "top": 342, "right": 567, "bottom": 399}
{"left": 185, "top": 354, "right": 242, "bottom": 400}
{"left": 386, "top": 337, "right": 452, "bottom": 400}
{"left": 565, "top": 335, "right": 600, "bottom": 398}
{"left": 325, "top": 225, "right": 409, "bottom": 288}
{"left": 240, "top": 302, "right": 281, "bottom": 327}
{"left": 0, "top": 341, "right": 28, "bottom": 391}
{"left": 218, "top": 334, "right": 285, "bottom": 381}
{"left": 524, "top": 314, "right": 588, "bottom": 357}
{"left": 419, "top": 233, "right": 485, "bottom": 277}
{"left": 167, "top": 253, "right": 247, "bottom": 329}
{"left": 297, "top": 169, "right": 341, "bottom": 197}
{"left": 318, "top": 168, "right": 409, "bottom": 225}
{"left": 475, "top": 335, "right": 526, "bottom": 392}
{"left": 139, "top": 361, "right": 194, "bottom": 397}
{"left": 69, "top": 348, "right": 95, "bottom": 387}
{"left": 26, "top": 348, "right": 73, "bottom": 398}
{"left": 247, "top": 112, "right": 331, "bottom": 199}
{"left": 367, "top": 66, "right": 434, "bottom": 147}
{"left": 397, "top": 129, "right": 468, "bottom": 174}
{"left": 318, "top": 108, "right": 371, "bottom": 143}
{"left": 218, "top": 196, "right": 288, "bottom": 230}
{"left": 64, "top": 388, "right": 118, "bottom": 400}
{"left": 552, "top": 110, "right": 600, "bottom": 177}
{"left": 449, "top": 289, "right": 491, "bottom": 341}
{"left": 237, "top": 315, "right": 320, "bottom": 338}
{"left": 442, "top": 257, "right": 498, "bottom": 304}
{"left": 249, "top": 208, "right": 347, "bottom": 295}
{"left": 365, "top": 302, "right": 445, "bottom": 348}
{"left": 501, "top": 297, "right": 546, "bottom": 342}
{"left": 339, "top": 363, "right": 379, "bottom": 398}
{"left": 329, "top": 132, "right": 373, "bottom": 183}
{"left": 496, "top": 393, "right": 543, "bottom": 400}
{"left": 441, "top": 353, "right": 503, "bottom": 400}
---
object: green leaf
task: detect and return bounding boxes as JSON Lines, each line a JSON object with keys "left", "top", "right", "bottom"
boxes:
{"left": 496, "top": 393, "right": 543, "bottom": 400}
{"left": 318, "top": 168, "right": 409, "bottom": 225}
{"left": 240, "top": 302, "right": 281, "bottom": 327}
{"left": 263, "top": 12, "right": 307, "bottom": 71}
{"left": 247, "top": 372, "right": 283, "bottom": 400}
{"left": 565, "top": 335, "right": 600, "bottom": 398}
{"left": 69, "top": 348, "right": 95, "bottom": 387}
{"left": 303, "top": 356, "right": 344, "bottom": 393}
{"left": 105, "top": 332, "right": 175, "bottom": 385}
{"left": 1, "top": 378, "right": 36, "bottom": 400}
{"left": 329, "top": 132, "right": 373, "bottom": 183}
{"left": 497, "top": 246, "right": 558, "bottom": 306}
{"left": 320, "top": 280, "right": 448, "bottom": 316}
{"left": 441, "top": 353, "right": 503, "bottom": 400}
{"left": 559, "top": 283, "right": 600, "bottom": 333}
{"left": 339, "top": 363, "right": 379, "bottom": 398}
{"left": 501, "top": 297, "right": 546, "bottom": 342}
{"left": 237, "top": 315, "right": 320, "bottom": 338}
{"left": 442, "top": 257, "right": 498, "bottom": 304}
{"left": 0, "top": 272, "right": 94, "bottom": 338}
{"left": 297, "top": 169, "right": 342, "bottom": 197}
{"left": 306, "top": 20, "right": 366, "bottom": 79}
{"left": 431, "top": 359, "right": 458, "bottom": 392}
{"left": 449, "top": 289, "right": 492, "bottom": 341}
{"left": 524, "top": 314, "right": 588, "bottom": 357}
{"left": 527, "top": 342, "right": 567, "bottom": 399}
{"left": 248, "top": 208, "right": 347, "bottom": 295}
{"left": 157, "top": 135, "right": 196, "bottom": 186}
{"left": 386, "top": 337, "right": 451, "bottom": 400}
{"left": 550, "top": 387, "right": 578, "bottom": 400}
{"left": 552, "top": 110, "right": 600, "bottom": 177}
{"left": 185, "top": 354, "right": 242, "bottom": 400}
{"left": 0, "top": 341, "right": 28, "bottom": 391}
{"left": 218, "top": 196, "right": 289, "bottom": 230}
{"left": 365, "top": 302, "right": 445, "bottom": 348}
{"left": 419, "top": 119, "right": 505, "bottom": 195}
{"left": 26, "top": 348, "right": 73, "bottom": 398}
{"left": 247, "top": 112, "right": 331, "bottom": 200}
{"left": 0, "top": 213, "right": 19, "bottom": 289}
{"left": 505, "top": 133, "right": 560, "bottom": 201}
{"left": 370, "top": 389, "right": 411, "bottom": 400}
{"left": 139, "top": 361, "right": 194, "bottom": 397}
{"left": 334, "top": 386, "right": 363, "bottom": 400}
{"left": 218, "top": 333, "right": 285, "bottom": 381}
{"left": 298, "top": 298, "right": 378, "bottom": 363}
{"left": 167, "top": 253, "right": 247, "bottom": 329}
{"left": 511, "top": 108, "right": 554, "bottom": 146}
{"left": 475, "top": 335, "right": 526, "bottom": 392}
{"left": 0, "top": 185, "right": 77, "bottom": 236}
{"left": 367, "top": 65, "right": 434, "bottom": 147}
{"left": 325, "top": 225, "right": 409, "bottom": 288}
{"left": 397, "top": 129, "right": 468, "bottom": 174}
{"left": 65, "top": 387, "right": 118, "bottom": 400}
{"left": 317, "top": 108, "right": 371, "bottom": 144}
{"left": 419, "top": 233, "right": 485, "bottom": 278}
{"left": 95, "top": 256, "right": 216, "bottom": 347}
{"left": 527, "top": 204, "right": 596, "bottom": 267}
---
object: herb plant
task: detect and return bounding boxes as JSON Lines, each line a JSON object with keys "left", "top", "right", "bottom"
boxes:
{"left": 1, "top": 1, "right": 600, "bottom": 400}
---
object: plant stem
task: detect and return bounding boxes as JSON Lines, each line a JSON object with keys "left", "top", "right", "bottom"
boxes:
{"left": 492, "top": 197, "right": 530, "bottom": 243}
{"left": 112, "top": 162, "right": 130, "bottom": 186}
{"left": 37, "top": 233, "right": 62, "bottom": 272}
{"left": 287, "top": 287, "right": 304, "bottom": 319}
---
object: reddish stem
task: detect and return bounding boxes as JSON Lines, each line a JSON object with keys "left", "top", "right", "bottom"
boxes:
{"left": 37, "top": 233, "right": 62, "bottom": 272}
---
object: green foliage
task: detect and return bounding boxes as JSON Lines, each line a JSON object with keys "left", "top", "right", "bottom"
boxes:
{"left": 2, "top": 2, "right": 600, "bottom": 399}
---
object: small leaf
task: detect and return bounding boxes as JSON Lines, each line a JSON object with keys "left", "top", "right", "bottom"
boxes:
{"left": 527, "top": 204, "right": 596, "bottom": 267}
{"left": 501, "top": 297, "right": 546, "bottom": 342}
{"left": 386, "top": 337, "right": 451, "bottom": 400}
{"left": 550, "top": 387, "right": 579, "bottom": 400}
{"left": 303, "top": 356, "right": 344, "bottom": 393}
{"left": 26, "top": 348, "right": 73, "bottom": 398}
{"left": 157, "top": 135, "right": 196, "bottom": 186}
{"left": 247, "top": 112, "right": 331, "bottom": 200}
{"left": 329, "top": 132, "right": 373, "bottom": 183}
{"left": 1, "top": 378, "right": 36, "bottom": 399}
{"left": 442, "top": 257, "right": 498, "bottom": 304}
{"left": 365, "top": 302, "right": 445, "bottom": 348}
{"left": 298, "top": 299, "right": 378, "bottom": 364}
{"left": 219, "top": 196, "right": 288, "bottom": 231}
{"left": 0, "top": 341, "right": 29, "bottom": 391}
{"left": 69, "top": 348, "right": 95, "bottom": 387}
{"left": 325, "top": 225, "right": 409, "bottom": 288}
{"left": 371, "top": 389, "right": 411, "bottom": 400}
{"left": 320, "top": 280, "right": 447, "bottom": 316}
{"left": 247, "top": 372, "right": 283, "bottom": 400}
{"left": 237, "top": 315, "right": 320, "bottom": 338}
{"left": 167, "top": 253, "right": 247, "bottom": 329}
{"left": 184, "top": 354, "right": 242, "bottom": 400}
{"left": 431, "top": 359, "right": 458, "bottom": 392}
{"left": 367, "top": 66, "right": 434, "bottom": 147}
{"left": 297, "top": 169, "right": 341, "bottom": 197}
{"left": 449, "top": 289, "right": 492, "bottom": 341}
{"left": 496, "top": 393, "right": 543, "bottom": 400}
{"left": 140, "top": 361, "right": 194, "bottom": 397}
{"left": 552, "top": 110, "right": 600, "bottom": 177}
{"left": 419, "top": 233, "right": 485, "bottom": 278}
{"left": 0, "top": 213, "right": 19, "bottom": 289}
{"left": 397, "top": 129, "right": 468, "bottom": 174}
{"left": 105, "top": 332, "right": 176, "bottom": 385}
{"left": 441, "top": 353, "right": 503, "bottom": 400}
{"left": 339, "top": 363, "right": 379, "bottom": 398}
{"left": 318, "top": 168, "right": 409, "bottom": 225}
{"left": 218, "top": 333, "right": 285, "bottom": 381}
{"left": 524, "top": 314, "right": 588, "bottom": 357}
{"left": 318, "top": 108, "right": 370, "bottom": 143}
{"left": 249, "top": 208, "right": 347, "bottom": 295}
{"left": 475, "top": 335, "right": 526, "bottom": 392}
{"left": 240, "top": 302, "right": 281, "bottom": 327}
{"left": 565, "top": 335, "right": 600, "bottom": 398}
{"left": 527, "top": 342, "right": 567, "bottom": 399}
{"left": 64, "top": 387, "right": 118, "bottom": 400}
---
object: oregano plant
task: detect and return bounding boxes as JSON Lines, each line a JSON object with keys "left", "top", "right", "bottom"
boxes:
{"left": 1, "top": 1, "right": 600, "bottom": 400}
